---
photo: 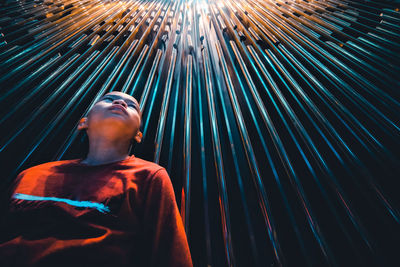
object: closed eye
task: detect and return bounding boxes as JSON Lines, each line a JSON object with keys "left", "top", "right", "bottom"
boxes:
{"left": 102, "top": 96, "right": 137, "bottom": 110}
{"left": 103, "top": 96, "right": 113, "bottom": 102}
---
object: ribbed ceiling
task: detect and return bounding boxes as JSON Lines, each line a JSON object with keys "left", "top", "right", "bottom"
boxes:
{"left": 1, "top": 0, "right": 400, "bottom": 266}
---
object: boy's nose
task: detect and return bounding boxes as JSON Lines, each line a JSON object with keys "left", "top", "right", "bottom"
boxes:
{"left": 113, "top": 99, "right": 127, "bottom": 108}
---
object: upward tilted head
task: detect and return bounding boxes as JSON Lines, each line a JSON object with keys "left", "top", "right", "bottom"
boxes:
{"left": 77, "top": 92, "right": 142, "bottom": 145}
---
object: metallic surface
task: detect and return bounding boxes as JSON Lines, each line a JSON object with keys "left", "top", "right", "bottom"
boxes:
{"left": 1, "top": 0, "right": 399, "bottom": 266}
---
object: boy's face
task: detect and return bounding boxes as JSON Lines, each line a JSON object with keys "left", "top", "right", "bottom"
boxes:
{"left": 78, "top": 92, "right": 142, "bottom": 143}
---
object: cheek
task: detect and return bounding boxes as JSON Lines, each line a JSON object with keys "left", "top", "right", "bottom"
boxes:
{"left": 87, "top": 105, "right": 107, "bottom": 123}
{"left": 128, "top": 114, "right": 140, "bottom": 129}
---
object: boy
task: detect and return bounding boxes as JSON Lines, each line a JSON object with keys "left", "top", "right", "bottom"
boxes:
{"left": 0, "top": 92, "right": 193, "bottom": 267}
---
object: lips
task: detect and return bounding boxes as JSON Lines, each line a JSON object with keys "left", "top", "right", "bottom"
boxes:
{"left": 109, "top": 104, "right": 128, "bottom": 115}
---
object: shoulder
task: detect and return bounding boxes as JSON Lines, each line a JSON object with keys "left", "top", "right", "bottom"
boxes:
{"left": 16, "top": 159, "right": 81, "bottom": 180}
{"left": 11, "top": 159, "right": 80, "bottom": 195}
{"left": 127, "top": 156, "right": 169, "bottom": 179}
{"left": 131, "top": 157, "right": 163, "bottom": 170}
{"left": 127, "top": 157, "right": 172, "bottom": 187}
{"left": 18, "top": 159, "right": 81, "bottom": 174}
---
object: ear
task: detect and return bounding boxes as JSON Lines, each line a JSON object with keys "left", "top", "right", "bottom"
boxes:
{"left": 134, "top": 131, "right": 143, "bottom": 143}
{"left": 77, "top": 117, "right": 88, "bottom": 131}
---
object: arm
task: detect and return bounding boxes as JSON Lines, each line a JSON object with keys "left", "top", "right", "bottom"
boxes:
{"left": 142, "top": 168, "right": 193, "bottom": 267}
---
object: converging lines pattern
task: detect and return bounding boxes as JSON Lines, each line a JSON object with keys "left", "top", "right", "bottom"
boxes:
{"left": 0, "top": 0, "right": 400, "bottom": 266}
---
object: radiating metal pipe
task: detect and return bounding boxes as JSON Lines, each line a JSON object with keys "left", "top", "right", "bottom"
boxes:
{"left": 1, "top": 0, "right": 399, "bottom": 266}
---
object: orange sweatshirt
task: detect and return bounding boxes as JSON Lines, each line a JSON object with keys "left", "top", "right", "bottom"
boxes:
{"left": 0, "top": 155, "right": 193, "bottom": 267}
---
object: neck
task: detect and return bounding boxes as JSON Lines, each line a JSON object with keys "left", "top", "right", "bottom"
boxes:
{"left": 82, "top": 136, "right": 131, "bottom": 166}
